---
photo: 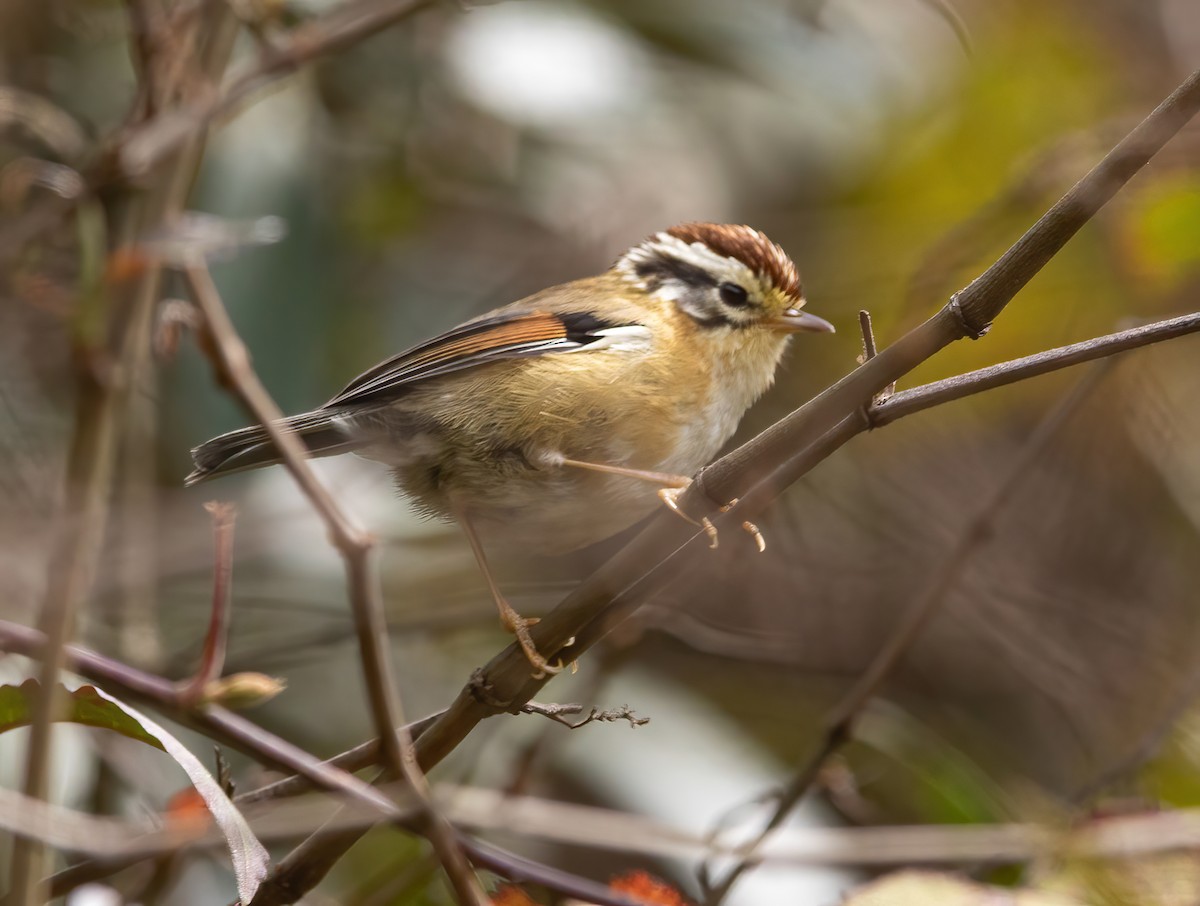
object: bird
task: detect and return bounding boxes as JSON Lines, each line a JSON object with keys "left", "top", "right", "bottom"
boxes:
{"left": 186, "top": 222, "right": 834, "bottom": 675}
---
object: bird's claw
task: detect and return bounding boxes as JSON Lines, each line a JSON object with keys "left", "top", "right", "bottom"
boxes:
{"left": 499, "top": 605, "right": 561, "bottom": 678}
{"left": 658, "top": 487, "right": 766, "bottom": 552}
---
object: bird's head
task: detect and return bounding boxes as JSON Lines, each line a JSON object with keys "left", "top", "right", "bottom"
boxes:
{"left": 615, "top": 222, "right": 834, "bottom": 335}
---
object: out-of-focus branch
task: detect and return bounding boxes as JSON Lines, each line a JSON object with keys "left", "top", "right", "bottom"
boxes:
{"left": 177, "top": 501, "right": 237, "bottom": 705}
{"left": 700, "top": 361, "right": 1115, "bottom": 904}
{"left": 183, "top": 245, "right": 405, "bottom": 771}
{"left": 0, "top": 620, "right": 401, "bottom": 815}
{"left": 180, "top": 258, "right": 486, "bottom": 906}
{"left": 6, "top": 9, "right": 242, "bottom": 902}
{"left": 0, "top": 0, "right": 438, "bottom": 266}
{"left": 110, "top": 0, "right": 437, "bottom": 180}
{"left": 32, "top": 780, "right": 1200, "bottom": 885}
{"left": 0, "top": 625, "right": 642, "bottom": 906}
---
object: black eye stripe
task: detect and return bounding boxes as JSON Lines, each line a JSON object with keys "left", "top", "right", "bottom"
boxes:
{"left": 719, "top": 282, "right": 750, "bottom": 308}
{"left": 633, "top": 255, "right": 717, "bottom": 290}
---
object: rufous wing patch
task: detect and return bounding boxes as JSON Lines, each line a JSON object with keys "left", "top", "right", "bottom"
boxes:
{"left": 325, "top": 310, "right": 622, "bottom": 407}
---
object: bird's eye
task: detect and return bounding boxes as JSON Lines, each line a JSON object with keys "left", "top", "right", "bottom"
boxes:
{"left": 719, "top": 282, "right": 750, "bottom": 308}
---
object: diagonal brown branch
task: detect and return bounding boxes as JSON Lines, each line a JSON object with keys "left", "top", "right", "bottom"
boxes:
{"left": 256, "top": 65, "right": 1200, "bottom": 900}
{"left": 0, "top": 620, "right": 640, "bottom": 906}
{"left": 245, "top": 308, "right": 1200, "bottom": 899}
{"left": 415, "top": 66, "right": 1200, "bottom": 771}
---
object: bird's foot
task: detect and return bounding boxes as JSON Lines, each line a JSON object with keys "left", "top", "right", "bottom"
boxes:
{"left": 498, "top": 602, "right": 562, "bottom": 678}
{"left": 657, "top": 487, "right": 766, "bottom": 552}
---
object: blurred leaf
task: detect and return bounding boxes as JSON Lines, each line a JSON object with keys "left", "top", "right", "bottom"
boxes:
{"left": 855, "top": 3, "right": 1126, "bottom": 385}
{"left": 608, "top": 870, "right": 690, "bottom": 906}
{"left": 490, "top": 885, "right": 540, "bottom": 906}
{"left": 1117, "top": 173, "right": 1200, "bottom": 293}
{"left": 1041, "top": 852, "right": 1200, "bottom": 906}
{"left": 0, "top": 680, "right": 270, "bottom": 903}
{"left": 342, "top": 168, "right": 424, "bottom": 247}
{"left": 842, "top": 702, "right": 1013, "bottom": 825}
{"left": 1140, "top": 708, "right": 1200, "bottom": 807}
{"left": 845, "top": 870, "right": 1077, "bottom": 905}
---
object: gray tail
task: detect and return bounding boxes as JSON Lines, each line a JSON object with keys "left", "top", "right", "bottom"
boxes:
{"left": 184, "top": 410, "right": 362, "bottom": 486}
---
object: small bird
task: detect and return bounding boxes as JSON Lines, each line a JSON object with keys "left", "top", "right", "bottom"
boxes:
{"left": 186, "top": 223, "right": 833, "bottom": 675}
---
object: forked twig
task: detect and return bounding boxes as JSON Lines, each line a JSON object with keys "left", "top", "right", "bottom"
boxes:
{"left": 699, "top": 361, "right": 1115, "bottom": 904}
{"left": 181, "top": 257, "right": 485, "bottom": 906}
{"left": 521, "top": 701, "right": 650, "bottom": 730}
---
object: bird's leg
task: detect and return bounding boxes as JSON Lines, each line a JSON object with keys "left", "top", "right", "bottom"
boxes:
{"left": 452, "top": 503, "right": 561, "bottom": 678}
{"left": 553, "top": 457, "right": 765, "bottom": 551}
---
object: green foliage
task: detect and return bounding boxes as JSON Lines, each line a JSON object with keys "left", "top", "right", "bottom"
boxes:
{"left": 1119, "top": 172, "right": 1200, "bottom": 293}
{"left": 843, "top": 704, "right": 1012, "bottom": 826}
{"left": 0, "top": 678, "right": 164, "bottom": 751}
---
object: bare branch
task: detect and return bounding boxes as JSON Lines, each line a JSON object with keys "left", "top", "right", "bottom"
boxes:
{"left": 177, "top": 501, "right": 237, "bottom": 706}
{"left": 249, "top": 303, "right": 1200, "bottom": 900}
{"left": 181, "top": 258, "right": 485, "bottom": 906}
{"left": 873, "top": 310, "right": 1200, "bottom": 425}
{"left": 118, "top": 0, "right": 437, "bottom": 179}
{"left": 33, "top": 780, "right": 1200, "bottom": 884}
{"left": 521, "top": 701, "right": 650, "bottom": 730}
{"left": 263, "top": 55, "right": 1200, "bottom": 887}
{"left": 0, "top": 0, "right": 436, "bottom": 265}
{"left": 6, "top": 11, "right": 242, "bottom": 900}
{"left": 700, "top": 362, "right": 1114, "bottom": 904}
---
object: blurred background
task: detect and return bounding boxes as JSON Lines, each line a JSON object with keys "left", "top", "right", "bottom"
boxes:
{"left": 3, "top": 0, "right": 1200, "bottom": 902}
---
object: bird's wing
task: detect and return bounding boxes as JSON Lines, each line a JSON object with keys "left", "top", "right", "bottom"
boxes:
{"left": 323, "top": 309, "right": 644, "bottom": 409}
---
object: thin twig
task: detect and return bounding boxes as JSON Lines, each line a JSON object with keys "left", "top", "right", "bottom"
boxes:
{"left": 857, "top": 310, "right": 878, "bottom": 360}
{"left": 857, "top": 309, "right": 894, "bottom": 403}
{"left": 122, "top": 0, "right": 164, "bottom": 118}
{"left": 7, "top": 12, "right": 241, "bottom": 901}
{"left": 181, "top": 258, "right": 485, "bottom": 906}
{"left": 233, "top": 712, "right": 445, "bottom": 806}
{"left": 870, "top": 311, "right": 1200, "bottom": 424}
{"left": 0, "top": 0, "right": 437, "bottom": 266}
{"left": 118, "top": 0, "right": 438, "bottom": 179}
{"left": 178, "top": 501, "right": 237, "bottom": 706}
{"left": 699, "top": 362, "right": 1115, "bottom": 904}
{"left": 520, "top": 701, "right": 649, "bottom": 730}
{"left": 0, "top": 614, "right": 445, "bottom": 806}
{"left": 183, "top": 259, "right": 405, "bottom": 765}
